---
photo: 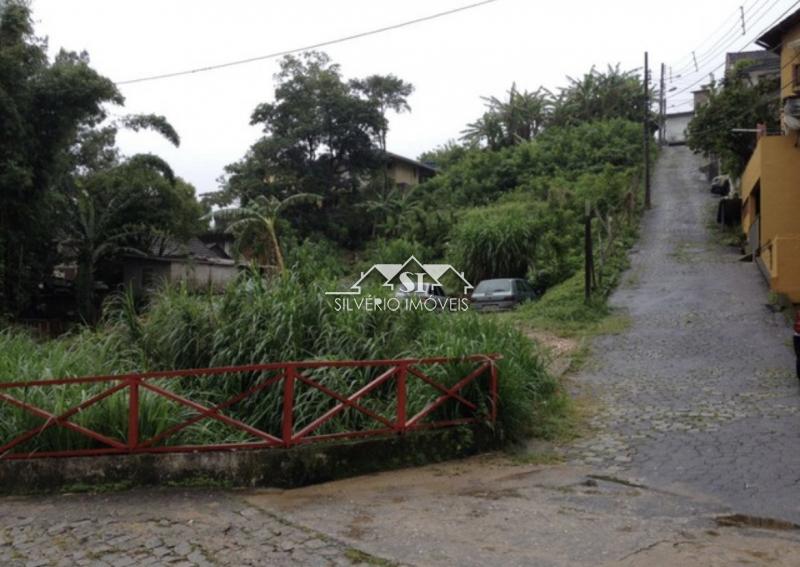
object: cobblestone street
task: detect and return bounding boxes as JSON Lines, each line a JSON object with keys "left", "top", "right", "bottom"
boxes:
{"left": 0, "top": 489, "right": 384, "bottom": 567}
{"left": 567, "top": 145, "right": 800, "bottom": 522}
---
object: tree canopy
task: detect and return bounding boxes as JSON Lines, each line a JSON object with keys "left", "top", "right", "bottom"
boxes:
{"left": 211, "top": 51, "right": 414, "bottom": 246}
{"left": 0, "top": 1, "right": 206, "bottom": 317}
{"left": 687, "top": 66, "right": 780, "bottom": 177}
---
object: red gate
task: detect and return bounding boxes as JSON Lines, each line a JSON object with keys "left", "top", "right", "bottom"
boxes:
{"left": 0, "top": 354, "right": 500, "bottom": 460}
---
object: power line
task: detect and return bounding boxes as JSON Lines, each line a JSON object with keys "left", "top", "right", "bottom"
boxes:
{"left": 670, "top": 0, "right": 774, "bottom": 81}
{"left": 670, "top": 0, "right": 766, "bottom": 77}
{"left": 686, "top": 0, "right": 772, "bottom": 73}
{"left": 666, "top": 0, "right": 800, "bottom": 115}
{"left": 115, "top": 0, "right": 499, "bottom": 86}
{"left": 669, "top": 2, "right": 745, "bottom": 71}
{"left": 668, "top": 0, "right": 799, "bottom": 100}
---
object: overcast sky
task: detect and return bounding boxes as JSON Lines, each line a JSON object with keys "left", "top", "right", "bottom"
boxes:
{"left": 30, "top": 0, "right": 791, "bottom": 195}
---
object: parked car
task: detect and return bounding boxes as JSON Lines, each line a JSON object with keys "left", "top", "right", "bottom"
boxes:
{"left": 710, "top": 175, "right": 731, "bottom": 196}
{"left": 470, "top": 278, "right": 537, "bottom": 312}
{"left": 395, "top": 282, "right": 448, "bottom": 308}
{"left": 794, "top": 311, "right": 800, "bottom": 380}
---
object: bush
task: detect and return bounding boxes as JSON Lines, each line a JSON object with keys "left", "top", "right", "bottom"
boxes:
{"left": 449, "top": 200, "right": 545, "bottom": 283}
{"left": 359, "top": 237, "right": 433, "bottom": 267}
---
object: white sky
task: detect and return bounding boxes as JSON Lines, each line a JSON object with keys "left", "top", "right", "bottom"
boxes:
{"left": 29, "top": 0, "right": 790, "bottom": 195}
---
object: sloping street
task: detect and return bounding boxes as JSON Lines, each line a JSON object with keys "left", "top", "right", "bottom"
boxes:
{"left": 568, "top": 145, "right": 800, "bottom": 522}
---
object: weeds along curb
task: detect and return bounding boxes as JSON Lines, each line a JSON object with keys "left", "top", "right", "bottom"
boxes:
{"left": 0, "top": 425, "right": 497, "bottom": 494}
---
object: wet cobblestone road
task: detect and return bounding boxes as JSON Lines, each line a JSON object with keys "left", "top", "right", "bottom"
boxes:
{"left": 567, "top": 146, "right": 800, "bottom": 522}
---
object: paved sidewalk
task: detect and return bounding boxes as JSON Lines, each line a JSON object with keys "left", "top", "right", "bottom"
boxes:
{"left": 567, "top": 145, "right": 800, "bottom": 522}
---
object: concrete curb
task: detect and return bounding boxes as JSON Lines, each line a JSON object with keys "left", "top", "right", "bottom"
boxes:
{"left": 0, "top": 425, "right": 498, "bottom": 493}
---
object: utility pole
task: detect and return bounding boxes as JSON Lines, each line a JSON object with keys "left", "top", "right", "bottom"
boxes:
{"left": 660, "top": 62, "right": 666, "bottom": 145}
{"left": 644, "top": 51, "right": 651, "bottom": 209}
{"left": 584, "top": 200, "right": 594, "bottom": 303}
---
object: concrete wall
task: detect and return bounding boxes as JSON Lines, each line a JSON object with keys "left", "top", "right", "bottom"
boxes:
{"left": 387, "top": 161, "right": 420, "bottom": 187}
{"left": 759, "top": 135, "right": 800, "bottom": 246}
{"left": 772, "top": 236, "right": 800, "bottom": 301}
{"left": 123, "top": 259, "right": 238, "bottom": 294}
{"left": 740, "top": 138, "right": 762, "bottom": 234}
{"left": 664, "top": 113, "right": 692, "bottom": 145}
{"left": 0, "top": 426, "right": 496, "bottom": 493}
{"left": 123, "top": 260, "right": 171, "bottom": 294}
{"left": 169, "top": 262, "right": 238, "bottom": 290}
{"left": 740, "top": 135, "right": 800, "bottom": 299}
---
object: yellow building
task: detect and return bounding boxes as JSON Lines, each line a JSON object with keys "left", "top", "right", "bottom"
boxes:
{"left": 385, "top": 152, "right": 437, "bottom": 188}
{"left": 740, "top": 9, "right": 800, "bottom": 301}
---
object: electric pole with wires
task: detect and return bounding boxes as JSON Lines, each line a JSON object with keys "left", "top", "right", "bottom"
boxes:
{"left": 660, "top": 62, "right": 666, "bottom": 145}
{"left": 644, "top": 51, "right": 651, "bottom": 209}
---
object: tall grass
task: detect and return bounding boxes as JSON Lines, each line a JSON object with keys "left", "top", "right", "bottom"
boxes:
{"left": 0, "top": 272, "right": 561, "bottom": 453}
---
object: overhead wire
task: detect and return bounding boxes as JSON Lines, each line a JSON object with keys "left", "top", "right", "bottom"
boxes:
{"left": 667, "top": 0, "right": 800, "bottom": 103}
{"left": 115, "top": 0, "right": 499, "bottom": 86}
{"left": 670, "top": 0, "right": 767, "bottom": 78}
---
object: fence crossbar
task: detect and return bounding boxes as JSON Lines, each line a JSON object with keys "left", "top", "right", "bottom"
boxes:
{"left": 0, "top": 382, "right": 129, "bottom": 457}
{"left": 0, "top": 354, "right": 501, "bottom": 460}
{"left": 292, "top": 366, "right": 398, "bottom": 441}
{"left": 138, "top": 371, "right": 285, "bottom": 449}
{"left": 141, "top": 382, "right": 282, "bottom": 445}
{"left": 406, "top": 362, "right": 491, "bottom": 427}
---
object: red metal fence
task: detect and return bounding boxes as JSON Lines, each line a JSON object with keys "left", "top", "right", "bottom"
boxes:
{"left": 0, "top": 354, "right": 500, "bottom": 460}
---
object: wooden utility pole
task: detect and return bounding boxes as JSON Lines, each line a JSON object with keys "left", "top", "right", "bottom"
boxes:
{"left": 660, "top": 62, "right": 666, "bottom": 145}
{"left": 584, "top": 200, "right": 594, "bottom": 303}
{"left": 644, "top": 52, "right": 651, "bottom": 209}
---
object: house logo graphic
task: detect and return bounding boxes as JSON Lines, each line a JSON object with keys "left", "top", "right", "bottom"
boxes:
{"left": 326, "top": 256, "right": 473, "bottom": 312}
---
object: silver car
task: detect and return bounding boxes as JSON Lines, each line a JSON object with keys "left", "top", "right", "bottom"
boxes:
{"left": 470, "top": 278, "right": 537, "bottom": 312}
{"left": 395, "top": 283, "right": 448, "bottom": 308}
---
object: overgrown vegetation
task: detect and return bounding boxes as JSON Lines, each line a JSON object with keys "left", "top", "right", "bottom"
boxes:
{"left": 0, "top": 273, "right": 562, "bottom": 452}
{"left": 0, "top": 0, "right": 653, "bottom": 459}
{"left": 687, "top": 61, "right": 780, "bottom": 177}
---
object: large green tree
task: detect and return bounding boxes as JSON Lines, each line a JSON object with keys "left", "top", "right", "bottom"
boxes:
{"left": 0, "top": 1, "right": 206, "bottom": 318}
{"left": 550, "top": 65, "right": 647, "bottom": 127}
{"left": 687, "top": 67, "right": 780, "bottom": 177}
{"left": 0, "top": 1, "right": 121, "bottom": 315}
{"left": 64, "top": 147, "right": 205, "bottom": 322}
{"left": 213, "top": 52, "right": 413, "bottom": 247}
{"left": 461, "top": 83, "right": 552, "bottom": 149}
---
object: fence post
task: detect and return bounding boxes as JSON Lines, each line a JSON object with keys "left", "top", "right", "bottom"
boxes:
{"left": 584, "top": 200, "right": 594, "bottom": 303}
{"left": 489, "top": 360, "right": 498, "bottom": 423}
{"left": 128, "top": 377, "right": 139, "bottom": 451}
{"left": 396, "top": 364, "right": 407, "bottom": 434}
{"left": 282, "top": 366, "right": 296, "bottom": 447}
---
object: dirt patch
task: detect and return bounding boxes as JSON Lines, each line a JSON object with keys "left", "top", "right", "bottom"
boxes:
{"left": 525, "top": 330, "right": 579, "bottom": 358}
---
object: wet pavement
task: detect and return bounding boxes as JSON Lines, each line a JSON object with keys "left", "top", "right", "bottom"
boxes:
{"left": 566, "top": 145, "right": 800, "bottom": 523}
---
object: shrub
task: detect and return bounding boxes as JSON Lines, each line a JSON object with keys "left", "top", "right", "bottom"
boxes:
{"left": 449, "top": 200, "right": 545, "bottom": 283}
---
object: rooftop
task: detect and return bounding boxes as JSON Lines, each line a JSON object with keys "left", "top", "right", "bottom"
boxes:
{"left": 725, "top": 50, "right": 780, "bottom": 72}
{"left": 756, "top": 7, "right": 800, "bottom": 51}
{"left": 385, "top": 151, "right": 438, "bottom": 174}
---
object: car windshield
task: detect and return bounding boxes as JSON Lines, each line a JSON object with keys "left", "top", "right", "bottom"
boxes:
{"left": 474, "top": 279, "right": 513, "bottom": 294}
{"left": 401, "top": 283, "right": 441, "bottom": 294}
